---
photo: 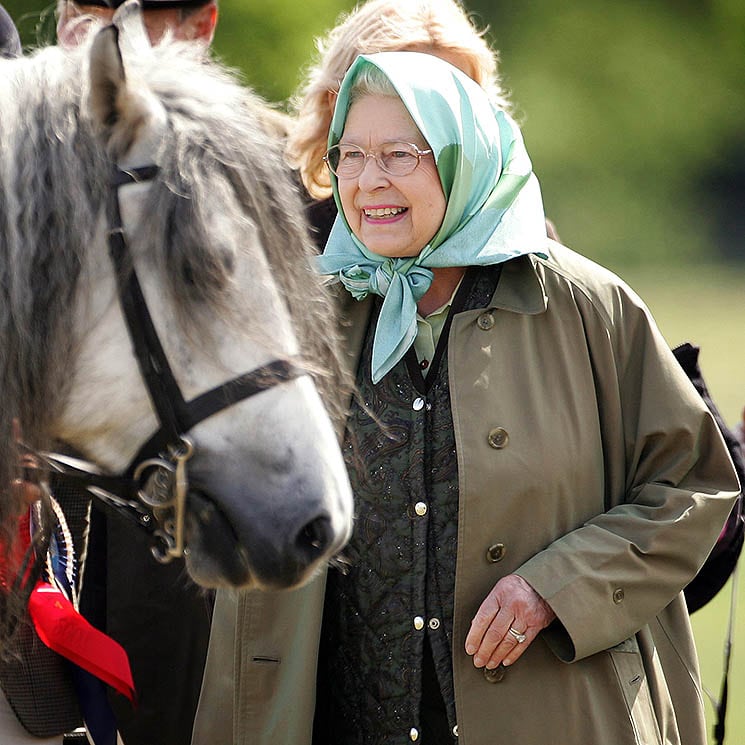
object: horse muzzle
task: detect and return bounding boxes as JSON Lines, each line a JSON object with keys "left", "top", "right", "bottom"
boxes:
{"left": 183, "top": 480, "right": 352, "bottom": 591}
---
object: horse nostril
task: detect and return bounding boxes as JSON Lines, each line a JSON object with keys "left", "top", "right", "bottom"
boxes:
{"left": 295, "top": 515, "right": 333, "bottom": 563}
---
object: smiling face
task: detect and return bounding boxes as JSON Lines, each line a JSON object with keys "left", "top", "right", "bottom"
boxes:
{"left": 336, "top": 94, "right": 446, "bottom": 258}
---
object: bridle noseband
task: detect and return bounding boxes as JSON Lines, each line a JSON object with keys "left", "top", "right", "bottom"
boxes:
{"left": 39, "top": 163, "right": 306, "bottom": 562}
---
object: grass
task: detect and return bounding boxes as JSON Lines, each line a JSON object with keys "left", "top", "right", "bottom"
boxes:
{"left": 612, "top": 262, "right": 745, "bottom": 745}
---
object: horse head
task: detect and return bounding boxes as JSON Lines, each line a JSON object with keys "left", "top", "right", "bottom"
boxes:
{"left": 0, "top": 3, "right": 353, "bottom": 592}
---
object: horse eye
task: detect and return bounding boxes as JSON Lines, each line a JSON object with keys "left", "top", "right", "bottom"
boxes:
{"left": 180, "top": 248, "right": 233, "bottom": 294}
{"left": 219, "top": 249, "right": 235, "bottom": 275}
{"left": 181, "top": 261, "right": 197, "bottom": 287}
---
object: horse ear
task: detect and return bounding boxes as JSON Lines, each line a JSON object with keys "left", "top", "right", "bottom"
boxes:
{"left": 88, "top": 25, "right": 126, "bottom": 134}
{"left": 112, "top": 0, "right": 151, "bottom": 56}
{"left": 87, "top": 21, "right": 165, "bottom": 161}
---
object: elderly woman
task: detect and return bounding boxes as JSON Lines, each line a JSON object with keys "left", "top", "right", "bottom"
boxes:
{"left": 307, "top": 52, "right": 739, "bottom": 745}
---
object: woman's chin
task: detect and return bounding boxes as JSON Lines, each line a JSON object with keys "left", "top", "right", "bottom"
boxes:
{"left": 361, "top": 241, "right": 422, "bottom": 259}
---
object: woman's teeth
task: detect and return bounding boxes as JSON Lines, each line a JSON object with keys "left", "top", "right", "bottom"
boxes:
{"left": 364, "top": 207, "right": 406, "bottom": 217}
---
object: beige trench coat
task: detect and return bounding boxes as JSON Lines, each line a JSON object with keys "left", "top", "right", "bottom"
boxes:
{"left": 192, "top": 242, "right": 739, "bottom": 745}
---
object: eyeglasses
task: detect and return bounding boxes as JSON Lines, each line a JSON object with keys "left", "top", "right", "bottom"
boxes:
{"left": 323, "top": 141, "right": 433, "bottom": 179}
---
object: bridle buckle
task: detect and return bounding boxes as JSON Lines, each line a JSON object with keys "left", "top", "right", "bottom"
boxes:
{"left": 133, "top": 436, "right": 194, "bottom": 563}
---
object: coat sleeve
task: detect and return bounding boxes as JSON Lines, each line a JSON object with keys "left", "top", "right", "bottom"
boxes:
{"left": 515, "top": 279, "right": 740, "bottom": 662}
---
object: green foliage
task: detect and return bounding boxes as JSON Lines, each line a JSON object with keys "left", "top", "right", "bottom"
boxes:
{"left": 468, "top": 0, "right": 745, "bottom": 266}
{"left": 212, "top": 0, "right": 350, "bottom": 103}
{"left": 3, "top": 0, "right": 57, "bottom": 45}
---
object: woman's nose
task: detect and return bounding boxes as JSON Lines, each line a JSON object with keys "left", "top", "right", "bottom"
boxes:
{"left": 357, "top": 154, "right": 390, "bottom": 190}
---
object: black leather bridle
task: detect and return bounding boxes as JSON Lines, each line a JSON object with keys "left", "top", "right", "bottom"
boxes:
{"left": 39, "top": 163, "right": 306, "bottom": 562}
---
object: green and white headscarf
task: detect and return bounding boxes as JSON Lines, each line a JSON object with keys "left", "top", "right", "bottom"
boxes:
{"left": 317, "top": 52, "right": 547, "bottom": 383}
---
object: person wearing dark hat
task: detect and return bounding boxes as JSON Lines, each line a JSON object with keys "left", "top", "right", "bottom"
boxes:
{"left": 0, "top": 3, "right": 21, "bottom": 58}
{"left": 57, "top": 0, "right": 217, "bottom": 48}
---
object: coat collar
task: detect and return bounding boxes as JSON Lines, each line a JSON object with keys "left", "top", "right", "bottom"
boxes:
{"left": 487, "top": 247, "right": 550, "bottom": 316}
{"left": 333, "top": 240, "right": 553, "bottom": 410}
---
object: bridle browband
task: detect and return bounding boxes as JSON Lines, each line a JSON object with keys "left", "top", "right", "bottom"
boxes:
{"left": 38, "top": 163, "right": 306, "bottom": 562}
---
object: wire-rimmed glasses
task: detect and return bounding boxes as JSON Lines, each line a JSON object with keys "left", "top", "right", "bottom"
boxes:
{"left": 323, "top": 141, "right": 434, "bottom": 179}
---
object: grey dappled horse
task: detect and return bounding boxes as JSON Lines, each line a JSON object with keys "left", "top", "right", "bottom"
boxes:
{"left": 0, "top": 2, "right": 353, "bottom": 637}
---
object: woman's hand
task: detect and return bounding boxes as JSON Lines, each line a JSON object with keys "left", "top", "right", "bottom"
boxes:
{"left": 465, "top": 574, "right": 555, "bottom": 669}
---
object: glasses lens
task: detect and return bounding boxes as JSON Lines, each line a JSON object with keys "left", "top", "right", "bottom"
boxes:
{"left": 379, "top": 143, "right": 420, "bottom": 176}
{"left": 326, "top": 144, "right": 366, "bottom": 177}
{"left": 324, "top": 143, "right": 424, "bottom": 178}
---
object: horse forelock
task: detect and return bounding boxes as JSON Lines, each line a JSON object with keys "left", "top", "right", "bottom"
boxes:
{"left": 0, "top": 38, "right": 348, "bottom": 488}
{"left": 122, "top": 42, "right": 350, "bottom": 419}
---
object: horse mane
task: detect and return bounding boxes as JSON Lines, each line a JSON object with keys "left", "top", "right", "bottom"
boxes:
{"left": 0, "top": 48, "right": 103, "bottom": 580}
{"left": 0, "top": 37, "right": 348, "bottom": 634}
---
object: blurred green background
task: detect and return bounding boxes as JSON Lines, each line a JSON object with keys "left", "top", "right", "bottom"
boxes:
{"left": 4, "top": 0, "right": 744, "bottom": 742}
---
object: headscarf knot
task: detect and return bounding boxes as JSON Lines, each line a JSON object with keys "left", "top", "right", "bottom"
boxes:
{"left": 337, "top": 258, "right": 434, "bottom": 303}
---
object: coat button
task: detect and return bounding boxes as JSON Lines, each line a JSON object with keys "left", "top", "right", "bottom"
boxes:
{"left": 483, "top": 665, "right": 506, "bottom": 683}
{"left": 413, "top": 397, "right": 425, "bottom": 411}
{"left": 428, "top": 617, "right": 441, "bottom": 630}
{"left": 409, "top": 727, "right": 420, "bottom": 741}
{"left": 485, "top": 543, "right": 506, "bottom": 563}
{"left": 452, "top": 724, "right": 459, "bottom": 737}
{"left": 414, "top": 501, "right": 428, "bottom": 516}
{"left": 613, "top": 588, "right": 625, "bottom": 604}
{"left": 477, "top": 311, "right": 495, "bottom": 330}
{"left": 487, "top": 427, "right": 509, "bottom": 449}
{"left": 413, "top": 616, "right": 425, "bottom": 630}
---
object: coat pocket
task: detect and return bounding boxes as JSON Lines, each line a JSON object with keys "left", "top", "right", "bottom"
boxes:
{"left": 609, "top": 637, "right": 667, "bottom": 745}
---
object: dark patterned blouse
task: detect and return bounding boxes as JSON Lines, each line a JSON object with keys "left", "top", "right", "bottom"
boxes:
{"left": 314, "top": 266, "right": 500, "bottom": 745}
